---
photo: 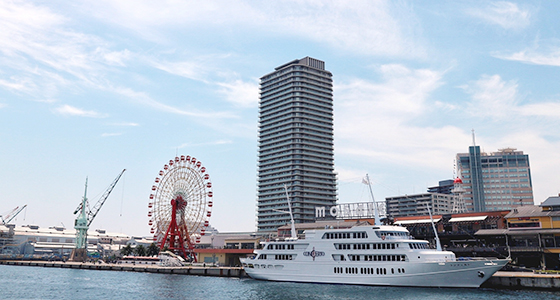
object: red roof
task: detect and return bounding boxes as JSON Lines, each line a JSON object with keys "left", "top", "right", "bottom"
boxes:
{"left": 453, "top": 177, "right": 463, "bottom": 184}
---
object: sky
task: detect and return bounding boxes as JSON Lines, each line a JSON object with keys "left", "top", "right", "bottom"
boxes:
{"left": 1, "top": 1, "right": 560, "bottom": 236}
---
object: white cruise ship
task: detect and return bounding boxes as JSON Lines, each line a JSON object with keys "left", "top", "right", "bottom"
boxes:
{"left": 240, "top": 224, "right": 509, "bottom": 288}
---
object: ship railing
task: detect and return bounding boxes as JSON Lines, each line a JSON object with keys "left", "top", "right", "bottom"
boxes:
{"left": 455, "top": 257, "right": 501, "bottom": 261}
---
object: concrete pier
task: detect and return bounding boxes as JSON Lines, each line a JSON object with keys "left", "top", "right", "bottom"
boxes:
{"left": 482, "top": 271, "right": 560, "bottom": 289}
{"left": 0, "top": 260, "right": 247, "bottom": 278}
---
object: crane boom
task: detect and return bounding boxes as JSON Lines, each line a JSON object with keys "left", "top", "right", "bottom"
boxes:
{"left": 1, "top": 205, "right": 27, "bottom": 225}
{"left": 87, "top": 169, "right": 126, "bottom": 226}
{"left": 70, "top": 168, "right": 126, "bottom": 262}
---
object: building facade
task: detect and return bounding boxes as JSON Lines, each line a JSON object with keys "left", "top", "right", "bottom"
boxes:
{"left": 385, "top": 193, "right": 454, "bottom": 218}
{"left": 257, "top": 57, "right": 337, "bottom": 232}
{"left": 457, "top": 147, "right": 534, "bottom": 212}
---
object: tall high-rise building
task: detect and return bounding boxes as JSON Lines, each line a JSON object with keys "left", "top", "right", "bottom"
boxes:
{"left": 457, "top": 147, "right": 534, "bottom": 212}
{"left": 257, "top": 57, "right": 337, "bottom": 232}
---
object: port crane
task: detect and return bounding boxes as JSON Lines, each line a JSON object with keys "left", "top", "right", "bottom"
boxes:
{"left": 70, "top": 169, "right": 126, "bottom": 262}
{"left": 0, "top": 205, "right": 27, "bottom": 225}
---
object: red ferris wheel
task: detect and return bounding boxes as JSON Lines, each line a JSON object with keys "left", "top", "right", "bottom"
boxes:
{"left": 148, "top": 155, "right": 213, "bottom": 261}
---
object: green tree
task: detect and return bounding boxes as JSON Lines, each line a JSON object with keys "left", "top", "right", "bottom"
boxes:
{"left": 134, "top": 244, "right": 146, "bottom": 256}
{"left": 120, "top": 244, "right": 133, "bottom": 256}
{"left": 147, "top": 243, "right": 160, "bottom": 257}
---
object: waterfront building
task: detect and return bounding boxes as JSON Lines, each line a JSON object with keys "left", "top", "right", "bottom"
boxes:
{"left": 475, "top": 195, "right": 560, "bottom": 269}
{"left": 385, "top": 193, "right": 454, "bottom": 218}
{"left": 257, "top": 57, "right": 337, "bottom": 232}
{"left": 457, "top": 147, "right": 534, "bottom": 212}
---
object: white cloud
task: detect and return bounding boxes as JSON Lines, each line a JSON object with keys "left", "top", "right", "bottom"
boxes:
{"left": 149, "top": 59, "right": 210, "bottom": 83}
{"left": 334, "top": 64, "right": 464, "bottom": 170}
{"left": 520, "top": 102, "right": 560, "bottom": 117}
{"left": 461, "top": 74, "right": 519, "bottom": 119}
{"left": 84, "top": 0, "right": 423, "bottom": 58}
{"left": 462, "top": 74, "right": 560, "bottom": 119}
{"left": 53, "top": 104, "right": 107, "bottom": 118}
{"left": 177, "top": 140, "right": 233, "bottom": 149}
{"left": 0, "top": 77, "right": 30, "bottom": 92}
{"left": 466, "top": 1, "right": 531, "bottom": 29}
{"left": 492, "top": 40, "right": 560, "bottom": 67}
{"left": 112, "top": 86, "right": 236, "bottom": 119}
{"left": 0, "top": 103, "right": 6, "bottom": 109}
{"left": 101, "top": 132, "right": 122, "bottom": 137}
{"left": 216, "top": 79, "right": 259, "bottom": 107}
{"left": 110, "top": 122, "right": 140, "bottom": 126}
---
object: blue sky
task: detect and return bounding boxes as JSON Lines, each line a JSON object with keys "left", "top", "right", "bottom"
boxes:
{"left": 1, "top": 1, "right": 559, "bottom": 236}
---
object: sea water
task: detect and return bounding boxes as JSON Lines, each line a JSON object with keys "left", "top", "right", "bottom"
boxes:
{"left": 1, "top": 265, "right": 560, "bottom": 300}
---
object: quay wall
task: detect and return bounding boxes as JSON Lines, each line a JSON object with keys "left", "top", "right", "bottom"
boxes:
{"left": 0, "top": 260, "right": 247, "bottom": 278}
{"left": 482, "top": 271, "right": 560, "bottom": 290}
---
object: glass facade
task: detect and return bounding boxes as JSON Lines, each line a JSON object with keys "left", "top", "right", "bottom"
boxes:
{"left": 457, "top": 147, "right": 534, "bottom": 212}
{"left": 257, "top": 57, "right": 337, "bottom": 232}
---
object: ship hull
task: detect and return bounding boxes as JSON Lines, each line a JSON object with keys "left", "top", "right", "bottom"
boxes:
{"left": 241, "top": 258, "right": 509, "bottom": 288}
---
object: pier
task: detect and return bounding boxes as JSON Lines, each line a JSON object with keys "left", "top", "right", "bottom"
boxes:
{"left": 482, "top": 271, "right": 560, "bottom": 290}
{"left": 0, "top": 260, "right": 247, "bottom": 278}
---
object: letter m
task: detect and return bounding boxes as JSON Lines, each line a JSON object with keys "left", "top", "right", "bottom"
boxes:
{"left": 315, "top": 206, "right": 326, "bottom": 218}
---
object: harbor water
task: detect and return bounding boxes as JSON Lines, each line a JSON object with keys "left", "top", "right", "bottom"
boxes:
{"left": 2, "top": 264, "right": 560, "bottom": 300}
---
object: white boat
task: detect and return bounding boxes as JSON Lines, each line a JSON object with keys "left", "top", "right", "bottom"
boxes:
{"left": 240, "top": 224, "right": 509, "bottom": 288}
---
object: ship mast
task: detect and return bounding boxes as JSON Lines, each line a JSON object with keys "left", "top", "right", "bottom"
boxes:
{"left": 364, "top": 174, "right": 381, "bottom": 226}
{"left": 426, "top": 203, "right": 442, "bottom": 251}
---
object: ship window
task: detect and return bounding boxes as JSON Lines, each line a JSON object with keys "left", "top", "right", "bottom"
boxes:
{"left": 392, "top": 268, "right": 394, "bottom": 274}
